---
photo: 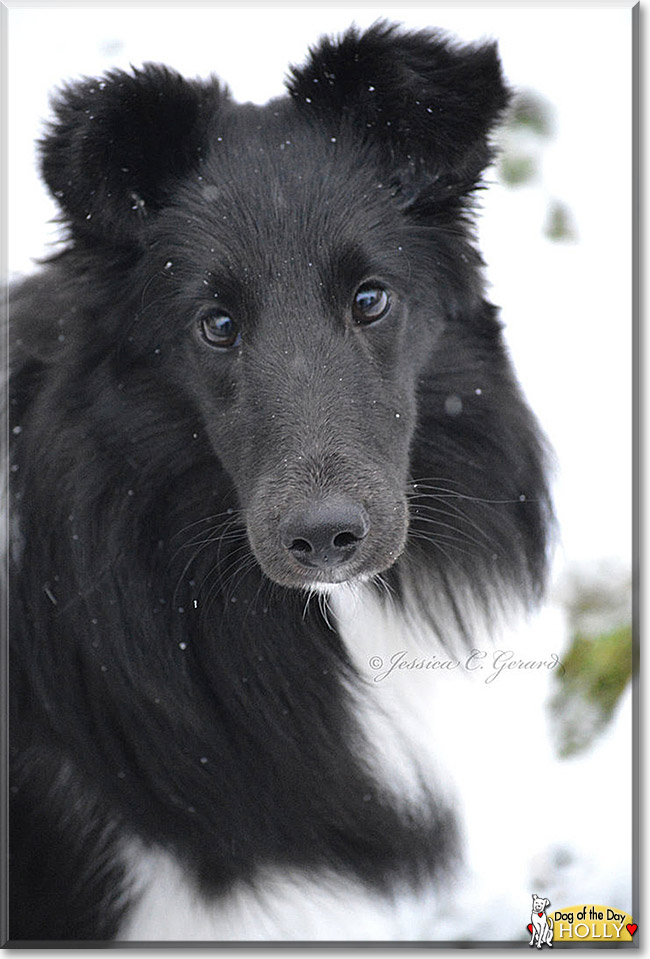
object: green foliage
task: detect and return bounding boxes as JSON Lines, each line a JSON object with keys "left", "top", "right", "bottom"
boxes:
{"left": 497, "top": 89, "right": 552, "bottom": 188}
{"left": 544, "top": 201, "right": 577, "bottom": 242}
{"left": 550, "top": 570, "right": 633, "bottom": 758}
{"left": 497, "top": 88, "right": 577, "bottom": 243}
{"left": 552, "top": 626, "right": 634, "bottom": 757}
{"left": 510, "top": 91, "right": 554, "bottom": 137}
{"left": 500, "top": 155, "right": 538, "bottom": 187}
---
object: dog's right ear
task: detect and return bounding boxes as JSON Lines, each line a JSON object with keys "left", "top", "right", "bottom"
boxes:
{"left": 288, "top": 22, "right": 510, "bottom": 193}
{"left": 40, "top": 65, "right": 222, "bottom": 246}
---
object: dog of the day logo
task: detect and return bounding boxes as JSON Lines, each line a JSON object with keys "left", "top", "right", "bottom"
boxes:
{"left": 527, "top": 897, "right": 637, "bottom": 944}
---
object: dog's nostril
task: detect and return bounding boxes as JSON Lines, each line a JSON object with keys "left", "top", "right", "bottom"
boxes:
{"left": 279, "top": 499, "right": 370, "bottom": 571}
{"left": 332, "top": 531, "right": 359, "bottom": 549}
{"left": 289, "top": 538, "right": 312, "bottom": 554}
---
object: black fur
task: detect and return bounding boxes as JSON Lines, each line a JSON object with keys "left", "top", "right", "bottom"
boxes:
{"left": 9, "top": 23, "right": 552, "bottom": 941}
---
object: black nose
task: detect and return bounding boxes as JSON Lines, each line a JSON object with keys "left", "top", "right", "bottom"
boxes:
{"left": 279, "top": 499, "right": 370, "bottom": 570}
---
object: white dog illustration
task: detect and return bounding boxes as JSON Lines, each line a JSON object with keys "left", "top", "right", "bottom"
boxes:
{"left": 529, "top": 894, "right": 553, "bottom": 948}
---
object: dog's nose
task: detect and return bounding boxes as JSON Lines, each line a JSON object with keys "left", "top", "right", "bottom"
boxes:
{"left": 279, "top": 499, "right": 370, "bottom": 570}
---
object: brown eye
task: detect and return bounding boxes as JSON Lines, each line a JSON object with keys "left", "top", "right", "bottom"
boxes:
{"left": 352, "top": 284, "right": 391, "bottom": 325}
{"left": 199, "top": 310, "right": 241, "bottom": 349}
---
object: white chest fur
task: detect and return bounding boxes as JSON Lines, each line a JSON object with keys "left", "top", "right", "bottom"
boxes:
{"left": 119, "top": 847, "right": 442, "bottom": 941}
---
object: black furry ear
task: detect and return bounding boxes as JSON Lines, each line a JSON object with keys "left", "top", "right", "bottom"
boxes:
{"left": 40, "top": 65, "right": 221, "bottom": 246}
{"left": 287, "top": 22, "right": 510, "bottom": 189}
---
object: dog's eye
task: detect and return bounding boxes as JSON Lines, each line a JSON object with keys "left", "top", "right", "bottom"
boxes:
{"left": 352, "top": 284, "right": 391, "bottom": 325}
{"left": 199, "top": 310, "right": 242, "bottom": 349}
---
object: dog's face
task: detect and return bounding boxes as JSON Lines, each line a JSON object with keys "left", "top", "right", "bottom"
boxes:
{"left": 158, "top": 126, "right": 430, "bottom": 588}
{"left": 532, "top": 896, "right": 550, "bottom": 913}
{"left": 40, "top": 26, "right": 511, "bottom": 590}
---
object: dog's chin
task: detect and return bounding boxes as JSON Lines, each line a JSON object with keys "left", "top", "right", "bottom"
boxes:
{"left": 253, "top": 551, "right": 403, "bottom": 593}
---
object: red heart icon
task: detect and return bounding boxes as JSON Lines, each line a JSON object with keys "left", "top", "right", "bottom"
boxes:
{"left": 626, "top": 924, "right": 637, "bottom": 937}
{"left": 538, "top": 912, "right": 544, "bottom": 917}
{"left": 527, "top": 924, "right": 533, "bottom": 934}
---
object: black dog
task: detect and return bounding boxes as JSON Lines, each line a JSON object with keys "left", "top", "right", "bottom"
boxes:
{"left": 9, "top": 23, "right": 552, "bottom": 941}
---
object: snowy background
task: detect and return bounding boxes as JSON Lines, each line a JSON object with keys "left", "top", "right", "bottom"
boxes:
{"left": 5, "top": 2, "right": 635, "bottom": 944}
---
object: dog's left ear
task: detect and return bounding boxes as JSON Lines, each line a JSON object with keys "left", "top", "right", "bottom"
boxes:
{"left": 288, "top": 22, "right": 510, "bottom": 193}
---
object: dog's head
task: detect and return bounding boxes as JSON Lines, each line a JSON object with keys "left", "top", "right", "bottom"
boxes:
{"left": 532, "top": 895, "right": 551, "bottom": 914}
{"left": 40, "top": 25, "right": 550, "bottom": 604}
